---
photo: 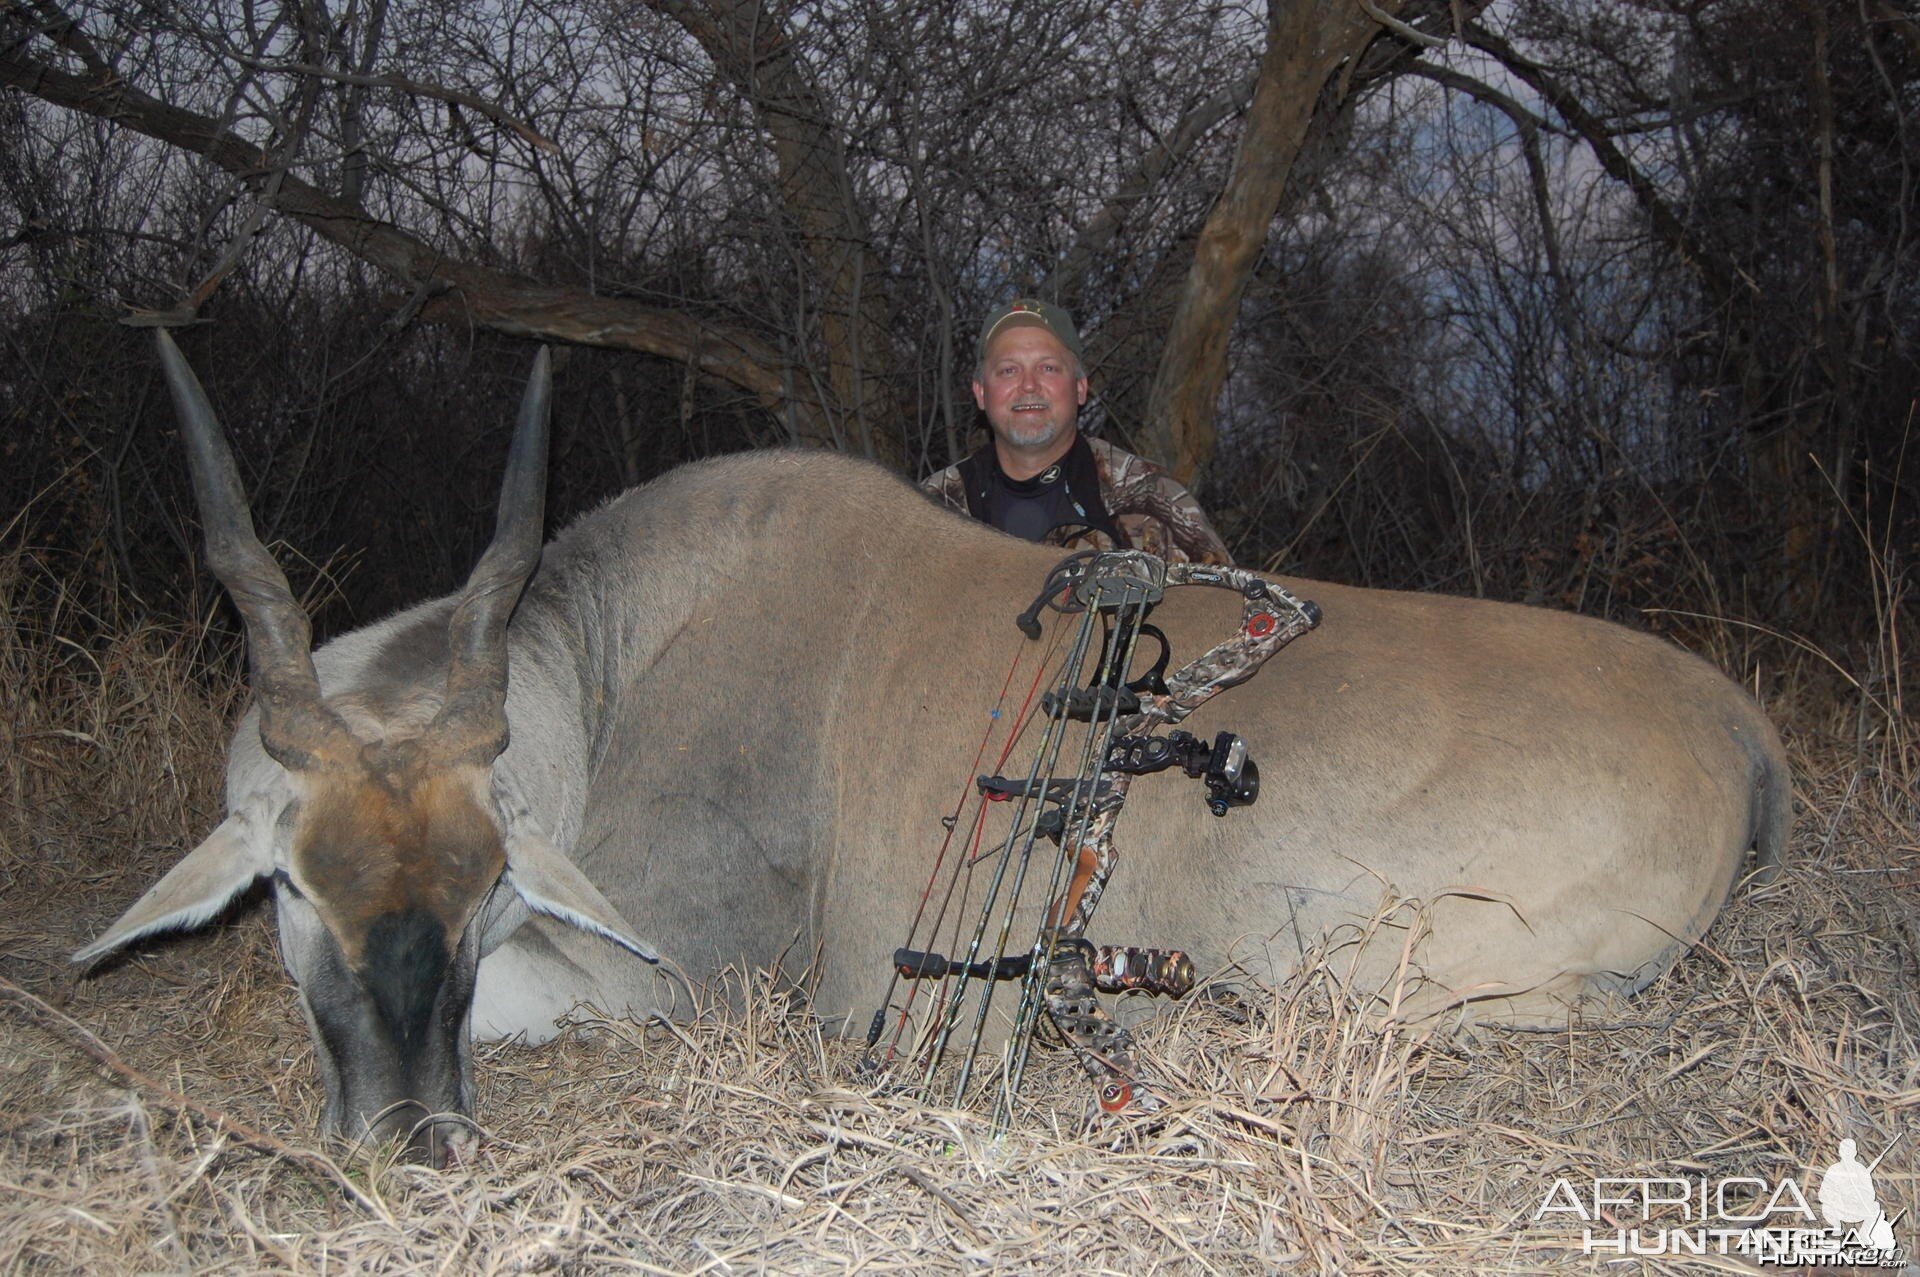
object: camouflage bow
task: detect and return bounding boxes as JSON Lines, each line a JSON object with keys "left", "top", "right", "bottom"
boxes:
{"left": 866, "top": 550, "right": 1319, "bottom": 1124}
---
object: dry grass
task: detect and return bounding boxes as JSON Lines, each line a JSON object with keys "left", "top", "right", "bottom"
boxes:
{"left": 2, "top": 541, "right": 1915, "bottom": 1275}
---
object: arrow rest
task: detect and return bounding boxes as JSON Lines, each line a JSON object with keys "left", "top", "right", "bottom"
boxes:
{"left": 863, "top": 550, "right": 1318, "bottom": 1128}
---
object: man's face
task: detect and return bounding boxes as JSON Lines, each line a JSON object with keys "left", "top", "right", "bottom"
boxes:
{"left": 972, "top": 324, "right": 1088, "bottom": 456}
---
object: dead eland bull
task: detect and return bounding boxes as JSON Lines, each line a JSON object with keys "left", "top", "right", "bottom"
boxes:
{"left": 78, "top": 335, "right": 1789, "bottom": 1160}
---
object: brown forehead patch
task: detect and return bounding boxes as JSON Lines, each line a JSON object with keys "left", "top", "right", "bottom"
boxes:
{"left": 291, "top": 756, "right": 507, "bottom": 966}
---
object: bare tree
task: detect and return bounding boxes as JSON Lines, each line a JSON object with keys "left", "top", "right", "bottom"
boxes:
{"left": 6, "top": 0, "right": 1910, "bottom": 646}
{"left": 3, "top": 0, "right": 1470, "bottom": 479}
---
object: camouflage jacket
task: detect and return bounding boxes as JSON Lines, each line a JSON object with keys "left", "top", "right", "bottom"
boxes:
{"left": 922, "top": 435, "right": 1233, "bottom": 566}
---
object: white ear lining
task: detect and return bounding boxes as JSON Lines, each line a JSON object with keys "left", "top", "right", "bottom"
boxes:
{"left": 73, "top": 808, "right": 272, "bottom": 965}
{"left": 491, "top": 771, "right": 658, "bottom": 963}
{"left": 503, "top": 833, "right": 660, "bottom": 963}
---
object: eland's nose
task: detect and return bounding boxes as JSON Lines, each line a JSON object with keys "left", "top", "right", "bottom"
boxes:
{"left": 413, "top": 1114, "right": 478, "bottom": 1168}
{"left": 360, "top": 1103, "right": 475, "bottom": 1167}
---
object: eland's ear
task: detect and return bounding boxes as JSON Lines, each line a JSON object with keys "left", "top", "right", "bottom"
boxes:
{"left": 73, "top": 812, "right": 272, "bottom": 965}
{"left": 504, "top": 827, "right": 658, "bottom": 963}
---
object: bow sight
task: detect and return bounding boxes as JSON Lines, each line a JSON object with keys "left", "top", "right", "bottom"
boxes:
{"left": 1104, "top": 729, "right": 1259, "bottom": 817}
{"left": 863, "top": 549, "right": 1319, "bottom": 1126}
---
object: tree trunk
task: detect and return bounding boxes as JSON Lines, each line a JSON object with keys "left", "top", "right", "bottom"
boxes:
{"left": 1141, "top": 0, "right": 1392, "bottom": 487}
{"left": 649, "top": 0, "right": 904, "bottom": 466}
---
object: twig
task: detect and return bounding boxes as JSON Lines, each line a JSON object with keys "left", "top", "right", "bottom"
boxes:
{"left": 1356, "top": 0, "right": 1448, "bottom": 47}
{"left": 891, "top": 1162, "right": 988, "bottom": 1246}
{"left": 219, "top": 56, "right": 558, "bottom": 153}
{"left": 0, "top": 973, "right": 393, "bottom": 1222}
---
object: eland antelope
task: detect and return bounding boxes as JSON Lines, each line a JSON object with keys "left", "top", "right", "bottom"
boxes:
{"left": 78, "top": 335, "right": 1789, "bottom": 1159}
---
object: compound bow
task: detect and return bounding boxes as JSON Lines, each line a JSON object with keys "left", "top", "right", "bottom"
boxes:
{"left": 862, "top": 549, "right": 1319, "bottom": 1125}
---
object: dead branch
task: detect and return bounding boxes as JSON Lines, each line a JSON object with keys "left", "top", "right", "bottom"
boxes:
{"left": 0, "top": 973, "right": 394, "bottom": 1222}
{"left": 1461, "top": 20, "right": 1746, "bottom": 306}
{"left": 0, "top": 41, "right": 829, "bottom": 445}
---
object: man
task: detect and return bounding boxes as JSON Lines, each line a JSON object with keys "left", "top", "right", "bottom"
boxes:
{"left": 1818, "top": 1139, "right": 1897, "bottom": 1252}
{"left": 922, "top": 299, "right": 1232, "bottom": 566}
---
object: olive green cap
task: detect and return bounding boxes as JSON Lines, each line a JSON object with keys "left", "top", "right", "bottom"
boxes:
{"left": 975, "top": 298, "right": 1084, "bottom": 366}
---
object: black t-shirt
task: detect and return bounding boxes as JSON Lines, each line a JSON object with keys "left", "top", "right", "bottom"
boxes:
{"left": 957, "top": 434, "right": 1122, "bottom": 545}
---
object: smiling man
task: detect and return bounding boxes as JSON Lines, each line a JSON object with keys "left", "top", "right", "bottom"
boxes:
{"left": 922, "top": 300, "right": 1231, "bottom": 565}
